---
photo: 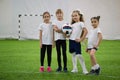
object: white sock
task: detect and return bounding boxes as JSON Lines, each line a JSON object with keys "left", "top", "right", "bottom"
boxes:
{"left": 72, "top": 53, "right": 77, "bottom": 70}
{"left": 91, "top": 66, "right": 96, "bottom": 70}
{"left": 92, "top": 64, "right": 100, "bottom": 70}
{"left": 77, "top": 54, "right": 88, "bottom": 73}
{"left": 94, "top": 64, "right": 100, "bottom": 69}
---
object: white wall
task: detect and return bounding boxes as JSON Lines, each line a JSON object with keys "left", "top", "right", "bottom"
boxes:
{"left": 0, "top": 0, "right": 13, "bottom": 38}
{"left": 0, "top": 0, "right": 120, "bottom": 40}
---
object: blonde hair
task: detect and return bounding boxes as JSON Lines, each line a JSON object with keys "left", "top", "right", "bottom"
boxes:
{"left": 71, "top": 10, "right": 84, "bottom": 24}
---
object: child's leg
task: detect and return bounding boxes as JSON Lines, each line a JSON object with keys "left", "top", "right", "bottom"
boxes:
{"left": 89, "top": 49, "right": 100, "bottom": 75}
{"left": 71, "top": 53, "right": 78, "bottom": 72}
{"left": 89, "top": 49, "right": 97, "bottom": 66}
{"left": 47, "top": 45, "right": 52, "bottom": 67}
{"left": 90, "top": 49, "right": 100, "bottom": 69}
{"left": 77, "top": 54, "right": 88, "bottom": 74}
{"left": 56, "top": 40, "right": 62, "bottom": 68}
{"left": 47, "top": 45, "right": 52, "bottom": 72}
{"left": 88, "top": 50, "right": 95, "bottom": 70}
{"left": 40, "top": 45, "right": 46, "bottom": 66}
{"left": 61, "top": 40, "right": 67, "bottom": 69}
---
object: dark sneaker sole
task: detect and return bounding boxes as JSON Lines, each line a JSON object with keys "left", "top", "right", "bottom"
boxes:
{"left": 88, "top": 70, "right": 95, "bottom": 75}
{"left": 95, "top": 67, "right": 100, "bottom": 75}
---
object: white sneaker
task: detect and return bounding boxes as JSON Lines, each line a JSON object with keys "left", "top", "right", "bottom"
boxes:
{"left": 83, "top": 71, "right": 88, "bottom": 75}
{"left": 71, "top": 69, "right": 78, "bottom": 73}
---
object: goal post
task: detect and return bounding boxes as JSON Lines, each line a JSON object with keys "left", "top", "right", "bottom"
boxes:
{"left": 18, "top": 14, "right": 53, "bottom": 40}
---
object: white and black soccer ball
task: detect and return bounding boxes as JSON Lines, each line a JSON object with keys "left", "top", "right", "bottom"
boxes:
{"left": 62, "top": 23, "right": 72, "bottom": 37}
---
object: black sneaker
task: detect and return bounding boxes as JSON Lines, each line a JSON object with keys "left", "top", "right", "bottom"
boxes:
{"left": 63, "top": 67, "right": 68, "bottom": 72}
{"left": 88, "top": 69, "right": 95, "bottom": 75}
{"left": 56, "top": 67, "right": 62, "bottom": 72}
{"left": 95, "top": 67, "right": 100, "bottom": 75}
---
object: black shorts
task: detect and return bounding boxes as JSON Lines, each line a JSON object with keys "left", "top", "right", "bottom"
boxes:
{"left": 86, "top": 47, "right": 98, "bottom": 52}
{"left": 69, "top": 40, "right": 81, "bottom": 54}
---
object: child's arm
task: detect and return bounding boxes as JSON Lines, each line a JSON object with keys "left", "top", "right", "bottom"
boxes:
{"left": 80, "top": 28, "right": 88, "bottom": 41}
{"left": 94, "top": 33, "right": 102, "bottom": 48}
{"left": 39, "top": 30, "right": 42, "bottom": 48}
{"left": 53, "top": 25, "right": 62, "bottom": 33}
{"left": 75, "top": 27, "right": 88, "bottom": 42}
{"left": 52, "top": 30, "right": 55, "bottom": 48}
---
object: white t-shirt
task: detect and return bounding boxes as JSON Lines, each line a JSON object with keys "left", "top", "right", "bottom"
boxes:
{"left": 70, "top": 22, "right": 85, "bottom": 40}
{"left": 88, "top": 27, "right": 102, "bottom": 48}
{"left": 38, "top": 23, "right": 53, "bottom": 45}
{"left": 52, "top": 20, "right": 66, "bottom": 41}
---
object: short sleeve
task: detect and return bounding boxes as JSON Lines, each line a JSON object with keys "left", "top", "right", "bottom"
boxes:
{"left": 97, "top": 28, "right": 102, "bottom": 33}
{"left": 80, "top": 22, "right": 85, "bottom": 28}
{"left": 38, "top": 24, "right": 43, "bottom": 31}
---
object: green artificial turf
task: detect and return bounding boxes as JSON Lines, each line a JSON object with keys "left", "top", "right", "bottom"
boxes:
{"left": 0, "top": 40, "right": 120, "bottom": 80}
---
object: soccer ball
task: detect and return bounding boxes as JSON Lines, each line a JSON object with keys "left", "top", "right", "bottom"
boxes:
{"left": 62, "top": 23, "right": 72, "bottom": 37}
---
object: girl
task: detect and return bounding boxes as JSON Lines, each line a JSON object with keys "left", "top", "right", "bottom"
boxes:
{"left": 39, "top": 12, "right": 53, "bottom": 72}
{"left": 87, "top": 16, "right": 102, "bottom": 75}
{"left": 69, "top": 10, "right": 88, "bottom": 74}
{"left": 52, "top": 9, "right": 67, "bottom": 72}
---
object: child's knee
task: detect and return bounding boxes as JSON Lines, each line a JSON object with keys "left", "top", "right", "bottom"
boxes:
{"left": 90, "top": 51, "right": 95, "bottom": 57}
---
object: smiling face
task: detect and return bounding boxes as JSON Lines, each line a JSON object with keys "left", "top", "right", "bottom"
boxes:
{"left": 43, "top": 13, "right": 50, "bottom": 23}
{"left": 72, "top": 12, "right": 80, "bottom": 23}
{"left": 91, "top": 19, "right": 99, "bottom": 28}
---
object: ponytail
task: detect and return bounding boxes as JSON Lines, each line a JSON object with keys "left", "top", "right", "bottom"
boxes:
{"left": 91, "top": 16, "right": 100, "bottom": 22}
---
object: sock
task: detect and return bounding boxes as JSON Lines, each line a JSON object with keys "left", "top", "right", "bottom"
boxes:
{"left": 40, "top": 66, "right": 44, "bottom": 68}
{"left": 72, "top": 53, "right": 77, "bottom": 70}
{"left": 77, "top": 54, "right": 88, "bottom": 72}
{"left": 91, "top": 66, "right": 96, "bottom": 70}
{"left": 94, "top": 64, "right": 100, "bottom": 69}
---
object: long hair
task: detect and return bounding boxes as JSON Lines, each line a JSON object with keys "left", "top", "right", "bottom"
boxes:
{"left": 71, "top": 10, "right": 84, "bottom": 24}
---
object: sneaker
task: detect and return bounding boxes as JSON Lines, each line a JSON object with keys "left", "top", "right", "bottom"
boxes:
{"left": 71, "top": 69, "right": 78, "bottom": 73}
{"left": 56, "top": 67, "right": 62, "bottom": 72}
{"left": 63, "top": 67, "right": 68, "bottom": 72}
{"left": 39, "top": 66, "right": 44, "bottom": 72}
{"left": 88, "top": 69, "right": 95, "bottom": 75}
{"left": 47, "top": 67, "right": 52, "bottom": 72}
{"left": 95, "top": 67, "right": 100, "bottom": 75}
